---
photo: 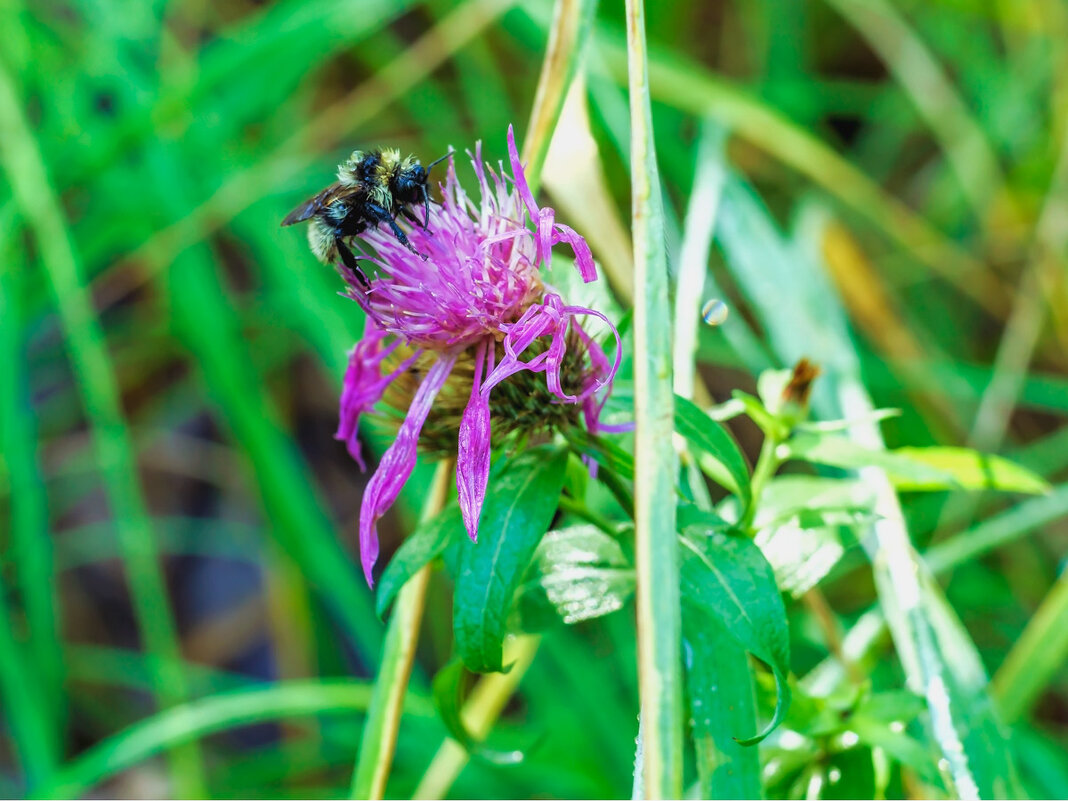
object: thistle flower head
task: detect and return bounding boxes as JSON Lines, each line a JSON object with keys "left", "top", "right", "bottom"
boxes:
{"left": 336, "top": 126, "right": 621, "bottom": 584}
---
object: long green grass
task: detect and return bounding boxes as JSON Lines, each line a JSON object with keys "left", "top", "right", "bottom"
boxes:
{"left": 1, "top": 0, "right": 1066, "bottom": 798}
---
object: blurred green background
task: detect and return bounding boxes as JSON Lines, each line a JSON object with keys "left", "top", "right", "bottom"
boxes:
{"left": 1, "top": 0, "right": 1067, "bottom": 797}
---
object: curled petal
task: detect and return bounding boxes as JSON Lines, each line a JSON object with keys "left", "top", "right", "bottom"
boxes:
{"left": 564, "top": 303, "right": 623, "bottom": 398}
{"left": 506, "top": 125, "right": 598, "bottom": 284}
{"left": 456, "top": 340, "right": 493, "bottom": 541}
{"left": 358, "top": 353, "right": 458, "bottom": 585}
{"left": 543, "top": 315, "right": 574, "bottom": 402}
{"left": 551, "top": 223, "right": 596, "bottom": 283}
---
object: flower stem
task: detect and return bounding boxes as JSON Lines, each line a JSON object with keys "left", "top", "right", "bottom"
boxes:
{"left": 413, "top": 635, "right": 541, "bottom": 799}
{"left": 349, "top": 459, "right": 453, "bottom": 799}
{"left": 741, "top": 431, "right": 781, "bottom": 532}
{"left": 624, "top": 0, "right": 684, "bottom": 796}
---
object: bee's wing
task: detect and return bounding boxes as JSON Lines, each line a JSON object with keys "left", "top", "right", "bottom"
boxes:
{"left": 281, "top": 182, "right": 351, "bottom": 226}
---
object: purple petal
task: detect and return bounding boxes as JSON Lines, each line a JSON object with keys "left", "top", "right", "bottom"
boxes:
{"left": 456, "top": 340, "right": 493, "bottom": 541}
{"left": 336, "top": 320, "right": 393, "bottom": 470}
{"left": 564, "top": 303, "right": 623, "bottom": 398}
{"left": 507, "top": 124, "right": 540, "bottom": 224}
{"left": 543, "top": 315, "right": 574, "bottom": 402}
{"left": 358, "top": 352, "right": 458, "bottom": 585}
{"left": 552, "top": 223, "right": 597, "bottom": 283}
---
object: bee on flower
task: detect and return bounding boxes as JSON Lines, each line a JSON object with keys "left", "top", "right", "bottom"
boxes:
{"left": 330, "top": 126, "right": 621, "bottom": 584}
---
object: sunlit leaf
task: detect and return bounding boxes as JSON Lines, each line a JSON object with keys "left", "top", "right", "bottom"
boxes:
{"left": 893, "top": 446, "right": 1050, "bottom": 494}
{"left": 516, "top": 524, "right": 634, "bottom": 629}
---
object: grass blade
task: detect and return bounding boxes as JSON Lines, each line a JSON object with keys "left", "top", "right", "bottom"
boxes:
{"left": 521, "top": 0, "right": 598, "bottom": 192}
{"left": 992, "top": 567, "right": 1068, "bottom": 723}
{"left": 0, "top": 56, "right": 206, "bottom": 797}
{"left": 624, "top": 0, "right": 683, "bottom": 795}
{"left": 0, "top": 263, "right": 63, "bottom": 778}
{"left": 39, "top": 680, "right": 434, "bottom": 799}
{"left": 0, "top": 572, "right": 56, "bottom": 789}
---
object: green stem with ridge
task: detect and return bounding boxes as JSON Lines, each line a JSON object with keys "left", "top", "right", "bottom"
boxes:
{"left": 624, "top": 0, "right": 684, "bottom": 796}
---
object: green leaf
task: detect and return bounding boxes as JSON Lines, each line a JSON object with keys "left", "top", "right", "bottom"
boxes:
{"left": 375, "top": 503, "right": 466, "bottom": 618}
{"left": 821, "top": 747, "right": 876, "bottom": 800}
{"left": 784, "top": 433, "right": 958, "bottom": 487}
{"left": 431, "top": 660, "right": 525, "bottom": 766}
{"left": 564, "top": 428, "right": 635, "bottom": 480}
{"left": 515, "top": 524, "right": 634, "bottom": 629}
{"left": 453, "top": 446, "right": 569, "bottom": 673}
{"left": 787, "top": 435, "right": 1050, "bottom": 494}
{"left": 674, "top": 394, "right": 752, "bottom": 507}
{"left": 732, "top": 390, "right": 782, "bottom": 437}
{"left": 892, "top": 446, "right": 1050, "bottom": 494}
{"left": 848, "top": 691, "right": 939, "bottom": 784}
{"left": 679, "top": 524, "right": 791, "bottom": 745}
{"left": 682, "top": 617, "right": 762, "bottom": 798}
{"left": 752, "top": 475, "right": 870, "bottom": 596}
{"left": 755, "top": 475, "right": 876, "bottom": 527}
{"left": 754, "top": 522, "right": 853, "bottom": 599}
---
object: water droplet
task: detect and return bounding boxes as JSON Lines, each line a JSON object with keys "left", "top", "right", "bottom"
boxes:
{"left": 701, "top": 298, "right": 729, "bottom": 326}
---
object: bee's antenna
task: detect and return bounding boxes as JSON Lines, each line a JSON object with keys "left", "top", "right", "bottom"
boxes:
{"left": 425, "top": 149, "right": 453, "bottom": 172}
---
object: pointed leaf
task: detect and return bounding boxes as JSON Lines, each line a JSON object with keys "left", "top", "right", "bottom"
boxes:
{"left": 454, "top": 446, "right": 569, "bottom": 672}
{"left": 679, "top": 524, "right": 791, "bottom": 745}
{"left": 674, "top": 394, "right": 751, "bottom": 507}
{"left": 431, "top": 659, "right": 525, "bottom": 765}
{"left": 892, "top": 446, "right": 1050, "bottom": 494}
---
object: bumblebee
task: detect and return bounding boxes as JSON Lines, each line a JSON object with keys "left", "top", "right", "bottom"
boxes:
{"left": 281, "top": 148, "right": 449, "bottom": 287}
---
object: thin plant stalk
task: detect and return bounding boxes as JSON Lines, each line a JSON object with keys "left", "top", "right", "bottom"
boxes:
{"left": 413, "top": 635, "right": 541, "bottom": 799}
{"left": 0, "top": 259, "right": 64, "bottom": 779}
{"left": 992, "top": 567, "right": 1068, "bottom": 723}
{"left": 0, "top": 57, "right": 207, "bottom": 797}
{"left": 625, "top": 0, "right": 684, "bottom": 796}
{"left": 521, "top": 0, "right": 598, "bottom": 192}
{"left": 350, "top": 460, "right": 453, "bottom": 799}
{"left": 0, "top": 572, "right": 56, "bottom": 789}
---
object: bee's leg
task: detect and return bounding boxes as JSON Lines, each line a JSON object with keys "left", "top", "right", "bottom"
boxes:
{"left": 399, "top": 205, "right": 423, "bottom": 227}
{"left": 420, "top": 184, "right": 430, "bottom": 228}
{"left": 367, "top": 202, "right": 427, "bottom": 260}
{"left": 335, "top": 237, "right": 370, "bottom": 289}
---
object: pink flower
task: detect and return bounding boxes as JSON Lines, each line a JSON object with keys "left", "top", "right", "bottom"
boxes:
{"left": 335, "top": 126, "right": 621, "bottom": 585}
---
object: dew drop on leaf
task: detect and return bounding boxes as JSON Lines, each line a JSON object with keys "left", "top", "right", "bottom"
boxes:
{"left": 701, "top": 298, "right": 728, "bottom": 326}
